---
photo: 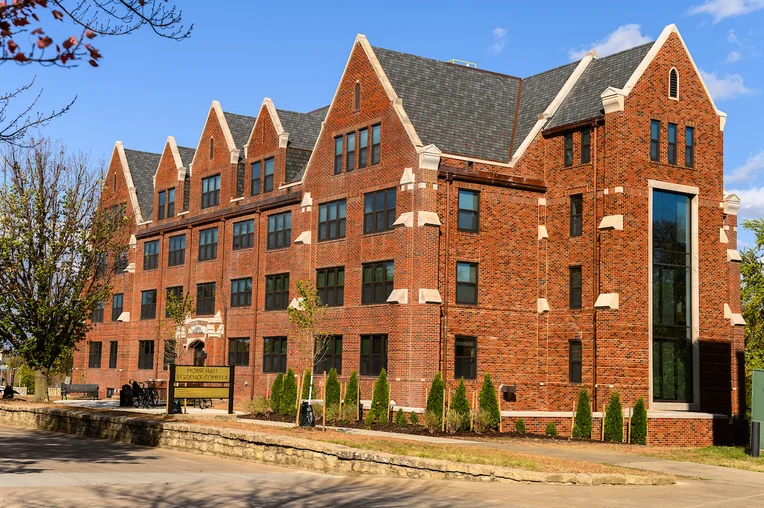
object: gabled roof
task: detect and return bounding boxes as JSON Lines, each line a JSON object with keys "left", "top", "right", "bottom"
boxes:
{"left": 277, "top": 109, "right": 325, "bottom": 151}
{"left": 177, "top": 146, "right": 196, "bottom": 167}
{"left": 223, "top": 112, "right": 257, "bottom": 149}
{"left": 123, "top": 149, "right": 161, "bottom": 221}
{"left": 306, "top": 105, "right": 330, "bottom": 119}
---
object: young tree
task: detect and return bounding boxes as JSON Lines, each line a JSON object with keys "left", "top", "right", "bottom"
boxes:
{"left": 572, "top": 388, "right": 593, "bottom": 439}
{"left": 631, "top": 397, "right": 648, "bottom": 445}
{"left": 162, "top": 290, "right": 195, "bottom": 367}
{"left": 743, "top": 219, "right": 764, "bottom": 421}
{"left": 343, "top": 370, "right": 359, "bottom": 417}
{"left": 287, "top": 280, "right": 330, "bottom": 403}
{"left": 270, "top": 373, "right": 283, "bottom": 415}
{"left": 426, "top": 372, "right": 445, "bottom": 426}
{"left": 325, "top": 368, "right": 340, "bottom": 408}
{"left": 365, "top": 369, "right": 389, "bottom": 426}
{"left": 0, "top": 141, "right": 125, "bottom": 399}
{"left": 478, "top": 373, "right": 500, "bottom": 431}
{"left": 450, "top": 378, "right": 471, "bottom": 432}
{"left": 604, "top": 391, "right": 624, "bottom": 443}
{"left": 280, "top": 369, "right": 297, "bottom": 417}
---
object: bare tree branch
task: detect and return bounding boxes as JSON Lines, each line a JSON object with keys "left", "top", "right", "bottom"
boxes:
{"left": 0, "top": 78, "right": 75, "bottom": 147}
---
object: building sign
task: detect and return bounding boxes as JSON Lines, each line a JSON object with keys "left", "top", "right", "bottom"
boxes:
{"left": 175, "top": 366, "right": 231, "bottom": 383}
{"left": 174, "top": 387, "right": 230, "bottom": 399}
{"left": 168, "top": 364, "right": 235, "bottom": 414}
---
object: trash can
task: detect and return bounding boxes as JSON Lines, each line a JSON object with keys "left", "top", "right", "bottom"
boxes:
{"left": 106, "top": 387, "right": 115, "bottom": 398}
{"left": 299, "top": 401, "right": 315, "bottom": 427}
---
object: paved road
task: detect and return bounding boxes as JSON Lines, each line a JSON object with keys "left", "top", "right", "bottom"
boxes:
{"left": 1, "top": 427, "right": 764, "bottom": 507}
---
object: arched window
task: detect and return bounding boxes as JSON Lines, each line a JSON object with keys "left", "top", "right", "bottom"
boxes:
{"left": 669, "top": 68, "right": 679, "bottom": 99}
{"left": 209, "top": 137, "right": 214, "bottom": 159}
{"left": 354, "top": 82, "right": 361, "bottom": 112}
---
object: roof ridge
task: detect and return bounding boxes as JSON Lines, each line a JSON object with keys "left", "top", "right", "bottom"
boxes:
{"left": 276, "top": 108, "right": 322, "bottom": 118}
{"left": 523, "top": 59, "right": 581, "bottom": 80}
{"left": 222, "top": 111, "right": 257, "bottom": 119}
{"left": 123, "top": 148, "right": 161, "bottom": 156}
{"left": 595, "top": 41, "right": 655, "bottom": 61}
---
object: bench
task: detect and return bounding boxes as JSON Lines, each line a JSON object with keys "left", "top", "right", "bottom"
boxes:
{"left": 61, "top": 383, "right": 99, "bottom": 400}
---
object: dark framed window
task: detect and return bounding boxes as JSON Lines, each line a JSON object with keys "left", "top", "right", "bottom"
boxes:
{"left": 315, "top": 335, "right": 342, "bottom": 374}
{"left": 265, "top": 273, "right": 290, "bottom": 311}
{"left": 569, "top": 340, "right": 582, "bottom": 383}
{"left": 650, "top": 120, "right": 660, "bottom": 162}
{"left": 317, "top": 266, "right": 344, "bottom": 307}
{"left": 263, "top": 336, "right": 287, "bottom": 373}
{"left": 168, "top": 234, "right": 186, "bottom": 266}
{"left": 456, "top": 262, "right": 478, "bottom": 305}
{"left": 198, "top": 227, "right": 218, "bottom": 261}
{"left": 138, "top": 340, "right": 154, "bottom": 370}
{"left": 196, "top": 282, "right": 216, "bottom": 316}
{"left": 569, "top": 266, "right": 582, "bottom": 309}
{"left": 167, "top": 188, "right": 175, "bottom": 218}
{"left": 165, "top": 286, "right": 183, "bottom": 318}
{"left": 209, "top": 138, "right": 214, "bottom": 159}
{"left": 88, "top": 342, "right": 102, "bottom": 369}
{"left": 157, "top": 190, "right": 166, "bottom": 220}
{"left": 358, "top": 128, "right": 369, "bottom": 168}
{"left": 111, "top": 293, "right": 124, "bottom": 321}
{"left": 251, "top": 161, "right": 261, "bottom": 196}
{"left": 95, "top": 252, "right": 107, "bottom": 278}
{"left": 201, "top": 174, "right": 220, "bottom": 209}
{"left": 140, "top": 290, "right": 157, "bottom": 320}
{"left": 143, "top": 240, "right": 159, "bottom": 270}
{"left": 114, "top": 248, "right": 128, "bottom": 273}
{"left": 108, "top": 341, "right": 118, "bottom": 369}
{"left": 564, "top": 132, "right": 573, "bottom": 167}
{"left": 458, "top": 189, "right": 479, "bottom": 232}
{"left": 371, "top": 124, "right": 381, "bottom": 165}
{"left": 570, "top": 194, "right": 583, "bottom": 237}
{"left": 669, "top": 68, "right": 678, "bottom": 99}
{"left": 363, "top": 188, "right": 396, "bottom": 234}
{"left": 263, "top": 157, "right": 274, "bottom": 193}
{"left": 360, "top": 334, "right": 387, "bottom": 376}
{"left": 267, "top": 211, "right": 291, "bottom": 250}
{"left": 318, "top": 200, "right": 346, "bottom": 241}
{"left": 354, "top": 82, "right": 361, "bottom": 111}
{"left": 232, "top": 219, "right": 254, "bottom": 250}
{"left": 667, "top": 123, "right": 677, "bottom": 165}
{"left": 231, "top": 277, "right": 252, "bottom": 307}
{"left": 362, "top": 261, "right": 394, "bottom": 305}
{"left": 91, "top": 301, "right": 104, "bottom": 322}
{"left": 228, "top": 338, "right": 250, "bottom": 367}
{"left": 581, "top": 128, "right": 591, "bottom": 164}
{"left": 334, "top": 136, "right": 343, "bottom": 174}
{"left": 685, "top": 127, "right": 694, "bottom": 168}
{"left": 454, "top": 336, "right": 477, "bottom": 380}
{"left": 236, "top": 162, "right": 245, "bottom": 197}
{"left": 346, "top": 132, "right": 356, "bottom": 171}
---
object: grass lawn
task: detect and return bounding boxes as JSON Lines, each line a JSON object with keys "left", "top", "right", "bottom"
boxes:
{"left": 633, "top": 445, "right": 764, "bottom": 473}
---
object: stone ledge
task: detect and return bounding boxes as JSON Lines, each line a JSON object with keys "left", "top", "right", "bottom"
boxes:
{"left": 0, "top": 404, "right": 673, "bottom": 486}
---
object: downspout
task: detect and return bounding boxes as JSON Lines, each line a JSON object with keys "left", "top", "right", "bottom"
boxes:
{"left": 442, "top": 173, "right": 453, "bottom": 375}
{"left": 219, "top": 217, "right": 227, "bottom": 368}
{"left": 249, "top": 211, "right": 261, "bottom": 400}
{"left": 592, "top": 120, "right": 599, "bottom": 411}
{"left": 155, "top": 231, "right": 165, "bottom": 381}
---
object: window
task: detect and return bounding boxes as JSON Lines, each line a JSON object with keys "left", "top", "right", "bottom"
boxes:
{"left": 457, "top": 189, "right": 479, "bottom": 232}
{"left": 198, "top": 227, "right": 218, "bottom": 261}
{"left": 111, "top": 293, "right": 124, "bottom": 321}
{"left": 168, "top": 234, "right": 186, "bottom": 266}
{"left": 143, "top": 240, "right": 159, "bottom": 270}
{"left": 581, "top": 128, "right": 591, "bottom": 164}
{"left": 318, "top": 200, "right": 346, "bottom": 241}
{"left": 232, "top": 219, "right": 254, "bottom": 250}
{"left": 358, "top": 128, "right": 368, "bottom": 169}
{"left": 363, "top": 188, "right": 396, "bottom": 234}
{"left": 114, "top": 248, "right": 128, "bottom": 273}
{"left": 569, "top": 340, "right": 582, "bottom": 383}
{"left": 315, "top": 335, "right": 342, "bottom": 374}
{"left": 165, "top": 286, "right": 183, "bottom": 318}
{"left": 569, "top": 266, "right": 582, "bottom": 309}
{"left": 263, "top": 158, "right": 274, "bottom": 193}
{"left": 236, "top": 163, "right": 245, "bottom": 197}
{"left": 251, "top": 161, "right": 261, "bottom": 196}
{"left": 650, "top": 120, "right": 661, "bottom": 162}
{"left": 158, "top": 190, "right": 166, "bottom": 220}
{"left": 263, "top": 336, "right": 287, "bottom": 373}
{"left": 209, "top": 137, "right": 214, "bottom": 159}
{"left": 669, "top": 68, "right": 678, "bottom": 99}
{"left": 95, "top": 252, "right": 107, "bottom": 278}
{"left": 167, "top": 188, "right": 175, "bottom": 218}
{"left": 685, "top": 127, "right": 694, "bottom": 168}
{"left": 362, "top": 261, "right": 394, "bottom": 305}
{"left": 88, "top": 342, "right": 102, "bottom": 369}
{"left": 317, "top": 267, "right": 344, "bottom": 307}
{"left": 141, "top": 290, "right": 157, "bottom": 320}
{"left": 196, "top": 282, "right": 216, "bottom": 316}
{"left": 138, "top": 340, "right": 155, "bottom": 370}
{"left": 564, "top": 132, "right": 573, "bottom": 167}
{"left": 265, "top": 273, "right": 289, "bottom": 311}
{"left": 570, "top": 194, "right": 583, "bottom": 237}
{"left": 333, "top": 136, "right": 343, "bottom": 174}
{"left": 354, "top": 82, "right": 361, "bottom": 112}
{"left": 231, "top": 277, "right": 252, "bottom": 307}
{"left": 668, "top": 123, "right": 677, "bottom": 165}
{"left": 454, "top": 336, "right": 477, "bottom": 380}
{"left": 201, "top": 174, "right": 220, "bottom": 209}
{"left": 346, "top": 132, "right": 356, "bottom": 171}
{"left": 267, "top": 211, "right": 291, "bottom": 250}
{"left": 360, "top": 334, "right": 387, "bottom": 376}
{"left": 108, "top": 341, "right": 118, "bottom": 369}
{"left": 456, "top": 262, "right": 478, "bottom": 305}
{"left": 228, "top": 338, "right": 250, "bottom": 367}
{"left": 91, "top": 301, "right": 105, "bottom": 322}
{"left": 371, "top": 124, "right": 381, "bottom": 165}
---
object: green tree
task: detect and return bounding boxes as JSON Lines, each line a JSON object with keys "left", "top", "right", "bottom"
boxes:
{"left": 365, "top": 369, "right": 389, "bottom": 426}
{"left": 325, "top": 368, "right": 340, "bottom": 408}
{"left": 162, "top": 290, "right": 195, "bottom": 367}
{"left": 343, "top": 370, "right": 359, "bottom": 414}
{"left": 572, "top": 388, "right": 593, "bottom": 439}
{"left": 604, "top": 391, "right": 624, "bottom": 442}
{"left": 426, "top": 372, "right": 445, "bottom": 426}
{"left": 631, "top": 397, "right": 648, "bottom": 445}
{"left": 742, "top": 219, "right": 764, "bottom": 421}
{"left": 545, "top": 421, "right": 558, "bottom": 437}
{"left": 478, "top": 373, "right": 500, "bottom": 431}
{"left": 515, "top": 418, "right": 526, "bottom": 435}
{"left": 395, "top": 408, "right": 407, "bottom": 426}
{"left": 270, "top": 373, "right": 284, "bottom": 414}
{"left": 280, "top": 369, "right": 298, "bottom": 417}
{"left": 287, "top": 280, "right": 330, "bottom": 404}
{"left": 450, "top": 378, "right": 471, "bottom": 431}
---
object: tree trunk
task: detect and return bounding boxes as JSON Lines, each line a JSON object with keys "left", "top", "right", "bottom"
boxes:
{"left": 34, "top": 369, "right": 49, "bottom": 401}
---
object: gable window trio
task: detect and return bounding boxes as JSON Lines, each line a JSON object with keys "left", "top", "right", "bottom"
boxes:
{"left": 650, "top": 119, "right": 696, "bottom": 168}
{"left": 334, "top": 124, "right": 381, "bottom": 175}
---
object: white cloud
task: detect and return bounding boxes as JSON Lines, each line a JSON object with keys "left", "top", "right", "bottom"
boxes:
{"left": 568, "top": 24, "right": 652, "bottom": 61}
{"left": 489, "top": 27, "right": 507, "bottom": 54}
{"left": 726, "top": 150, "right": 764, "bottom": 183}
{"left": 725, "top": 50, "right": 742, "bottom": 63}
{"left": 689, "top": 0, "right": 764, "bottom": 23}
{"left": 727, "top": 29, "right": 741, "bottom": 45}
{"left": 700, "top": 70, "right": 753, "bottom": 100}
{"left": 726, "top": 187, "right": 764, "bottom": 219}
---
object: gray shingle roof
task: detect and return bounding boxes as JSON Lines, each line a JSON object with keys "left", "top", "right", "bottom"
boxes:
{"left": 123, "top": 149, "right": 161, "bottom": 220}
{"left": 277, "top": 109, "right": 324, "bottom": 151}
{"left": 375, "top": 46, "right": 522, "bottom": 162}
{"left": 544, "top": 43, "right": 653, "bottom": 130}
{"left": 223, "top": 112, "right": 257, "bottom": 149}
{"left": 177, "top": 146, "right": 196, "bottom": 167}
{"left": 306, "top": 105, "right": 330, "bottom": 119}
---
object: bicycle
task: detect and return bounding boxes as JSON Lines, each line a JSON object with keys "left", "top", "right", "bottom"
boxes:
{"left": 132, "top": 383, "right": 159, "bottom": 409}
{"left": 198, "top": 398, "right": 213, "bottom": 409}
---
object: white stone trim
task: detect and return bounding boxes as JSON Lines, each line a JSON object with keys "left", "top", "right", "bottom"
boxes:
{"left": 594, "top": 293, "right": 619, "bottom": 309}
{"left": 177, "top": 211, "right": 189, "bottom": 216}
{"left": 731, "top": 313, "right": 746, "bottom": 327}
{"left": 417, "top": 211, "right": 441, "bottom": 227}
{"left": 419, "top": 289, "right": 442, "bottom": 304}
{"left": 294, "top": 231, "right": 312, "bottom": 245}
{"left": 129, "top": 234, "right": 137, "bottom": 249}
{"left": 192, "top": 101, "right": 238, "bottom": 165}
{"left": 154, "top": 136, "right": 184, "bottom": 188}
{"left": 230, "top": 196, "right": 244, "bottom": 203}
{"left": 417, "top": 144, "right": 441, "bottom": 171}
{"left": 598, "top": 214, "right": 623, "bottom": 231}
{"left": 537, "top": 298, "right": 550, "bottom": 314}
{"left": 723, "top": 193, "right": 740, "bottom": 215}
{"left": 538, "top": 198, "right": 547, "bottom": 206}
{"left": 117, "top": 312, "right": 130, "bottom": 322}
{"left": 668, "top": 67, "right": 679, "bottom": 100}
{"left": 125, "top": 263, "right": 135, "bottom": 274}
{"left": 386, "top": 289, "right": 408, "bottom": 304}
{"left": 114, "top": 142, "right": 145, "bottom": 225}
{"left": 727, "top": 249, "right": 742, "bottom": 262}
{"left": 724, "top": 303, "right": 732, "bottom": 319}
{"left": 399, "top": 167, "right": 415, "bottom": 186}
{"left": 720, "top": 228, "right": 728, "bottom": 244}
{"left": 288, "top": 297, "right": 305, "bottom": 310}
{"left": 538, "top": 225, "right": 549, "bottom": 240}
{"left": 601, "top": 87, "right": 626, "bottom": 114}
{"left": 614, "top": 186, "right": 624, "bottom": 193}
{"left": 392, "top": 212, "right": 413, "bottom": 228}
{"left": 300, "top": 192, "right": 313, "bottom": 212}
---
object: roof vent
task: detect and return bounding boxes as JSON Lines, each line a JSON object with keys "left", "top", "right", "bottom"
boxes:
{"left": 447, "top": 59, "right": 477, "bottom": 68}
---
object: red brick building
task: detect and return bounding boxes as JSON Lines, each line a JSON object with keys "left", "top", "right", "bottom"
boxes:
{"left": 76, "top": 24, "right": 745, "bottom": 446}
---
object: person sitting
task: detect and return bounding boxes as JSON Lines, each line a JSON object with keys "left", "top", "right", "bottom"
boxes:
{"left": 2, "top": 385, "right": 19, "bottom": 399}
{"left": 131, "top": 380, "right": 141, "bottom": 401}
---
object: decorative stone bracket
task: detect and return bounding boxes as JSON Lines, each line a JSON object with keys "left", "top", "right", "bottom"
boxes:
{"left": 294, "top": 231, "right": 311, "bottom": 244}
{"left": 386, "top": 289, "right": 408, "bottom": 304}
{"left": 117, "top": 312, "right": 130, "bottom": 322}
{"left": 598, "top": 215, "right": 623, "bottom": 231}
{"left": 724, "top": 303, "right": 746, "bottom": 327}
{"left": 419, "top": 289, "right": 442, "bottom": 304}
{"left": 727, "top": 249, "right": 742, "bottom": 262}
{"left": 538, "top": 225, "right": 549, "bottom": 240}
{"left": 301, "top": 192, "right": 313, "bottom": 212}
{"left": 594, "top": 293, "right": 619, "bottom": 310}
{"left": 537, "top": 298, "right": 550, "bottom": 314}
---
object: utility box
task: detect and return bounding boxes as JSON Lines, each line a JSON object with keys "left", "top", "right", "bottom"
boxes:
{"left": 751, "top": 369, "right": 764, "bottom": 450}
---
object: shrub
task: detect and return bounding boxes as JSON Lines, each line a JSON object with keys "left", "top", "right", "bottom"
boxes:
{"left": 474, "top": 408, "right": 494, "bottom": 433}
{"left": 572, "top": 388, "right": 593, "bottom": 439}
{"left": 246, "top": 396, "right": 269, "bottom": 416}
{"left": 325, "top": 403, "right": 340, "bottom": 424}
{"left": 301, "top": 369, "right": 314, "bottom": 400}
{"left": 424, "top": 409, "right": 440, "bottom": 434}
{"left": 515, "top": 418, "right": 526, "bottom": 435}
{"left": 409, "top": 411, "right": 420, "bottom": 426}
{"left": 280, "top": 369, "right": 298, "bottom": 417}
{"left": 545, "top": 421, "right": 558, "bottom": 437}
{"left": 631, "top": 397, "right": 648, "bottom": 445}
{"left": 604, "top": 391, "right": 624, "bottom": 443}
{"left": 426, "top": 372, "right": 445, "bottom": 427}
{"left": 450, "top": 378, "right": 471, "bottom": 432}
{"left": 395, "top": 408, "right": 407, "bottom": 426}
{"left": 366, "top": 369, "right": 389, "bottom": 426}
{"left": 270, "top": 373, "right": 284, "bottom": 414}
{"left": 445, "top": 409, "right": 467, "bottom": 434}
{"left": 343, "top": 370, "right": 359, "bottom": 419}
{"left": 339, "top": 404, "right": 356, "bottom": 424}
{"left": 478, "top": 373, "right": 500, "bottom": 431}
{"left": 325, "top": 368, "right": 340, "bottom": 408}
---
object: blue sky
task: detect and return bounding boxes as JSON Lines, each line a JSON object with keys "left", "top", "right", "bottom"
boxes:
{"left": 6, "top": 0, "right": 764, "bottom": 246}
